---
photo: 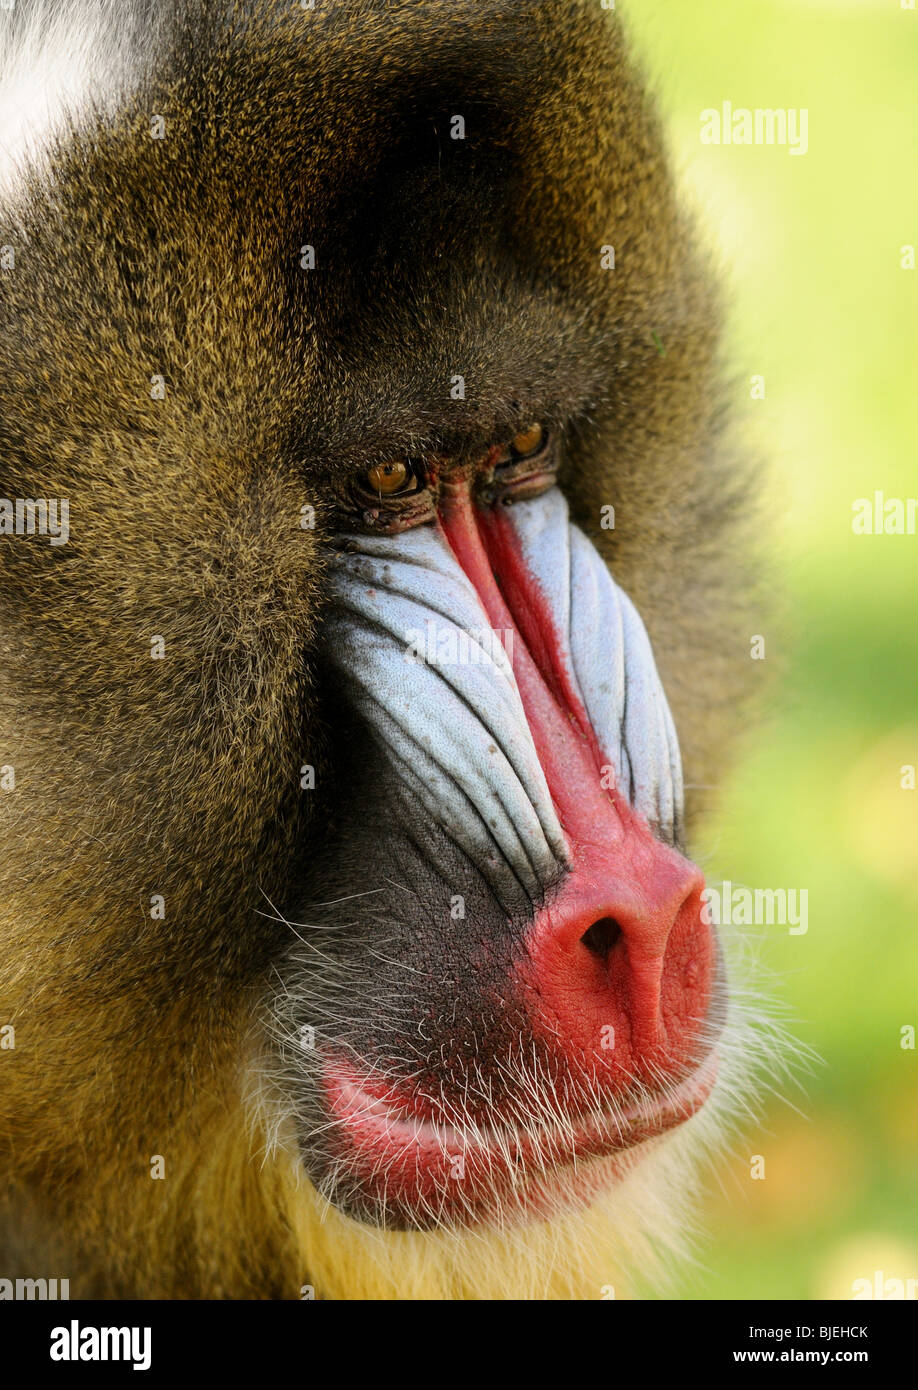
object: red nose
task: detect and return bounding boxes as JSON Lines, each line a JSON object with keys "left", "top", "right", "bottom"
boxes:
{"left": 438, "top": 483, "right": 716, "bottom": 1086}
{"left": 519, "top": 804, "right": 712, "bottom": 1080}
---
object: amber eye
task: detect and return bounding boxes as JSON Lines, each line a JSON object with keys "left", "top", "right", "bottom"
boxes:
{"left": 366, "top": 460, "right": 411, "bottom": 495}
{"left": 510, "top": 423, "right": 546, "bottom": 458}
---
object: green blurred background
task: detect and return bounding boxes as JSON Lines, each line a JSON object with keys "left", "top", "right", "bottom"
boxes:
{"left": 623, "top": 0, "right": 918, "bottom": 1299}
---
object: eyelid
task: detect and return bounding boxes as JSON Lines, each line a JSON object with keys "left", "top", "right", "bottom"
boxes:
{"left": 491, "top": 470, "right": 558, "bottom": 506}
{"left": 482, "top": 438, "right": 558, "bottom": 506}
{"left": 352, "top": 461, "right": 435, "bottom": 532}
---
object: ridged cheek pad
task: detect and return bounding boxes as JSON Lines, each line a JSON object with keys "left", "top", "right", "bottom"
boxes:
{"left": 326, "top": 488, "right": 683, "bottom": 873}
{"left": 325, "top": 488, "right": 712, "bottom": 1075}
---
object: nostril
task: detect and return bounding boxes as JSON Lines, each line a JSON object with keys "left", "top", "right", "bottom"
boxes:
{"left": 580, "top": 917, "right": 623, "bottom": 961}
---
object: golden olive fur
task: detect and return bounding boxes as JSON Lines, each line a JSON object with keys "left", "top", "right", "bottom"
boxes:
{"left": 0, "top": 1, "right": 757, "bottom": 1297}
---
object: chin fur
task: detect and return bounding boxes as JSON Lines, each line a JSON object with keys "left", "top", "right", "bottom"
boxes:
{"left": 251, "top": 924, "right": 807, "bottom": 1300}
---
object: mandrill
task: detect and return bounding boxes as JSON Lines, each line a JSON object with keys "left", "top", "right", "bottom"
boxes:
{"left": 0, "top": 0, "right": 776, "bottom": 1299}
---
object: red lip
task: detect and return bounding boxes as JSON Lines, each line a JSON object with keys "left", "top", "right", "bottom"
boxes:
{"left": 321, "top": 1054, "right": 718, "bottom": 1223}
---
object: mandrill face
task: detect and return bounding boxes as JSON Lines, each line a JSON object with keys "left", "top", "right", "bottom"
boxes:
{"left": 281, "top": 445, "right": 724, "bottom": 1230}
{"left": 0, "top": 0, "right": 768, "bottom": 1298}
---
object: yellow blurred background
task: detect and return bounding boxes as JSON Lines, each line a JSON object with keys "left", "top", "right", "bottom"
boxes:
{"left": 624, "top": 0, "right": 918, "bottom": 1299}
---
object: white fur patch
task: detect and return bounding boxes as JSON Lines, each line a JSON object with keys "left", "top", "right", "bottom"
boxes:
{"left": 0, "top": 0, "right": 160, "bottom": 198}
